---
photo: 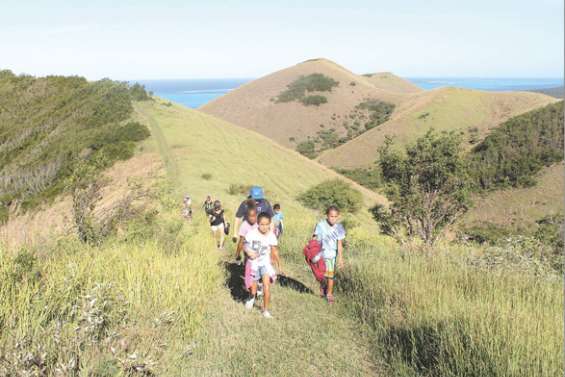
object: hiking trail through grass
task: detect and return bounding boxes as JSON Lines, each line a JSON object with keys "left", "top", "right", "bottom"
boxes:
{"left": 137, "top": 102, "right": 381, "bottom": 377}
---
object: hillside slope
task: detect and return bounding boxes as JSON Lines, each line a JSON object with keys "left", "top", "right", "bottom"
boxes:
{"left": 133, "top": 99, "right": 386, "bottom": 376}
{"left": 461, "top": 162, "right": 564, "bottom": 230}
{"left": 201, "top": 58, "right": 406, "bottom": 149}
{"left": 319, "top": 87, "right": 556, "bottom": 168}
{"left": 363, "top": 72, "right": 423, "bottom": 93}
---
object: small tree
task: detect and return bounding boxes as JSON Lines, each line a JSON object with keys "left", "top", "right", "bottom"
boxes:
{"left": 376, "top": 131, "right": 471, "bottom": 245}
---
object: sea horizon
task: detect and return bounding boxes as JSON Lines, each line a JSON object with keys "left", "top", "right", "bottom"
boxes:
{"left": 135, "top": 77, "right": 564, "bottom": 109}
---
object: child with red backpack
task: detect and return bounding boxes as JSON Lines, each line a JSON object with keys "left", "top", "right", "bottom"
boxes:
{"left": 312, "top": 205, "right": 345, "bottom": 304}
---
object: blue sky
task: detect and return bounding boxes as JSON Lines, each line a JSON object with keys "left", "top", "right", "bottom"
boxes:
{"left": 1, "top": 0, "right": 563, "bottom": 79}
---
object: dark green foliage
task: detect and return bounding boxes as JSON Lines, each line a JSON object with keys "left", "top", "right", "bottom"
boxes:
{"left": 0, "top": 71, "right": 150, "bottom": 217}
{"left": 296, "top": 140, "right": 318, "bottom": 159}
{"left": 128, "top": 83, "right": 151, "bottom": 101}
{"left": 276, "top": 73, "right": 338, "bottom": 104}
{"left": 300, "top": 95, "right": 328, "bottom": 106}
{"left": 349, "top": 81, "right": 357, "bottom": 86}
{"left": 469, "top": 101, "right": 564, "bottom": 190}
{"left": 337, "top": 167, "right": 383, "bottom": 190}
{"left": 460, "top": 223, "right": 515, "bottom": 244}
{"left": 356, "top": 99, "right": 395, "bottom": 130}
{"left": 201, "top": 173, "right": 212, "bottom": 180}
{"left": 298, "top": 179, "right": 362, "bottom": 213}
{"left": 534, "top": 213, "right": 564, "bottom": 255}
{"left": 378, "top": 131, "right": 471, "bottom": 244}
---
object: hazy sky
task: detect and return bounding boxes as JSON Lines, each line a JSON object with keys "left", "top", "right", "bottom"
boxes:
{"left": 1, "top": 0, "right": 563, "bottom": 79}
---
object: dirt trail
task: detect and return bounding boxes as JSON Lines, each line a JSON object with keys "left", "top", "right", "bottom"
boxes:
{"left": 137, "top": 104, "right": 380, "bottom": 377}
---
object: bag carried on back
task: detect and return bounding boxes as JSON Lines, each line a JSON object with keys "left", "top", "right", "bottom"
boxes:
{"left": 303, "top": 239, "right": 326, "bottom": 282}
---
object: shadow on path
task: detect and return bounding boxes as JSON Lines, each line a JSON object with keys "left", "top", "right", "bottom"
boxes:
{"left": 224, "top": 262, "right": 248, "bottom": 303}
{"left": 224, "top": 262, "right": 314, "bottom": 303}
{"left": 277, "top": 274, "right": 314, "bottom": 294}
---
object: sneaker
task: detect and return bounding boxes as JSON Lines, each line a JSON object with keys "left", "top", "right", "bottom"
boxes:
{"left": 326, "top": 294, "right": 335, "bottom": 304}
{"left": 262, "top": 310, "right": 273, "bottom": 319}
{"left": 245, "top": 298, "right": 255, "bottom": 310}
{"left": 257, "top": 282, "right": 263, "bottom": 297}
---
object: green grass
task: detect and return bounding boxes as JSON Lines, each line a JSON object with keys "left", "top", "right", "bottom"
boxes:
{"left": 339, "top": 239, "right": 563, "bottom": 377}
{"left": 2, "top": 93, "right": 561, "bottom": 376}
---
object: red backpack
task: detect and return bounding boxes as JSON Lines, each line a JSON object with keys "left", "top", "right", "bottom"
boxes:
{"left": 303, "top": 239, "right": 326, "bottom": 282}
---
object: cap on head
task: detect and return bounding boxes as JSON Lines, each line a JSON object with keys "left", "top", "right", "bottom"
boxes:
{"left": 249, "top": 186, "right": 264, "bottom": 200}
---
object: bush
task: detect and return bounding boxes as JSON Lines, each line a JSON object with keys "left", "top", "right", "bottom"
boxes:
{"left": 300, "top": 95, "right": 327, "bottom": 106}
{"left": 276, "top": 73, "right": 338, "bottom": 104}
{"left": 296, "top": 141, "right": 318, "bottom": 159}
{"left": 297, "top": 179, "right": 362, "bottom": 213}
{"left": 356, "top": 99, "right": 395, "bottom": 130}
{"left": 336, "top": 167, "right": 383, "bottom": 190}
{"left": 201, "top": 173, "right": 212, "bottom": 180}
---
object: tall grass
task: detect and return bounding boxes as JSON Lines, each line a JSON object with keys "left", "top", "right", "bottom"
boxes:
{"left": 0, "top": 209, "right": 222, "bottom": 375}
{"left": 339, "top": 235, "right": 563, "bottom": 377}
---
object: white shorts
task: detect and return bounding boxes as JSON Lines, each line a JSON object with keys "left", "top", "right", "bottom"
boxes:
{"left": 210, "top": 223, "right": 224, "bottom": 232}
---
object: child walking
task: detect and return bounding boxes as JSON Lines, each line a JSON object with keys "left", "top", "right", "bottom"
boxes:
{"left": 244, "top": 212, "right": 282, "bottom": 318}
{"left": 314, "top": 205, "right": 345, "bottom": 304}
{"left": 272, "top": 203, "right": 284, "bottom": 239}
{"left": 235, "top": 206, "right": 258, "bottom": 263}
{"left": 209, "top": 200, "right": 226, "bottom": 249}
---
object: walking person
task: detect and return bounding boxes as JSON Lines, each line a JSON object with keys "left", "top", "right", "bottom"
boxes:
{"left": 202, "top": 195, "right": 214, "bottom": 215}
{"left": 272, "top": 203, "right": 284, "bottom": 239}
{"left": 232, "top": 186, "right": 274, "bottom": 242}
{"left": 313, "top": 205, "right": 345, "bottom": 304}
{"left": 243, "top": 212, "right": 282, "bottom": 318}
{"left": 182, "top": 194, "right": 193, "bottom": 221}
{"left": 209, "top": 200, "right": 226, "bottom": 249}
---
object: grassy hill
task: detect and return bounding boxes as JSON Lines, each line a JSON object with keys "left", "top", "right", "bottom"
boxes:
{"left": 201, "top": 58, "right": 406, "bottom": 152}
{"left": 201, "top": 59, "right": 555, "bottom": 168}
{"left": 0, "top": 80, "right": 561, "bottom": 376}
{"left": 319, "top": 87, "right": 557, "bottom": 168}
{"left": 363, "top": 72, "right": 423, "bottom": 93}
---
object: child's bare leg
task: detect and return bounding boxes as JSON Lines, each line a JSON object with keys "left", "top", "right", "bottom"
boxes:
{"left": 219, "top": 230, "right": 225, "bottom": 247}
{"left": 250, "top": 281, "right": 257, "bottom": 297}
{"left": 326, "top": 278, "right": 334, "bottom": 296}
{"left": 261, "top": 274, "right": 271, "bottom": 312}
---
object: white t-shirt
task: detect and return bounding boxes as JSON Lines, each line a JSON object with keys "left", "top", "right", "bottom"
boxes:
{"left": 244, "top": 228, "right": 278, "bottom": 266}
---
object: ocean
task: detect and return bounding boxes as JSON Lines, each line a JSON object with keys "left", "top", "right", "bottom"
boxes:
{"left": 136, "top": 77, "right": 563, "bottom": 109}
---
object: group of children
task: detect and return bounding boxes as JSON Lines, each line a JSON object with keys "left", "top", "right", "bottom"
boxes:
{"left": 199, "top": 188, "right": 346, "bottom": 319}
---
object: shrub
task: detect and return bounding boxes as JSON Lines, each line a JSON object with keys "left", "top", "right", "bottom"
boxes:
{"left": 276, "top": 73, "right": 338, "bottom": 104}
{"left": 301, "top": 95, "right": 327, "bottom": 106}
{"left": 201, "top": 173, "right": 212, "bottom": 180}
{"left": 296, "top": 141, "right": 318, "bottom": 159}
{"left": 128, "top": 83, "right": 151, "bottom": 101}
{"left": 356, "top": 99, "right": 395, "bottom": 130}
{"left": 298, "top": 179, "right": 362, "bottom": 213}
{"left": 336, "top": 167, "right": 383, "bottom": 190}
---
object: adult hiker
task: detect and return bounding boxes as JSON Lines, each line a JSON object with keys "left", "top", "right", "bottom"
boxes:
{"left": 313, "top": 205, "right": 345, "bottom": 304}
{"left": 202, "top": 195, "right": 214, "bottom": 215}
{"left": 209, "top": 200, "right": 226, "bottom": 249}
{"left": 232, "top": 186, "right": 274, "bottom": 243}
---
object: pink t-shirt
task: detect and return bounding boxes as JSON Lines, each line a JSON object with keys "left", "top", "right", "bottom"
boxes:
{"left": 238, "top": 220, "right": 258, "bottom": 238}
